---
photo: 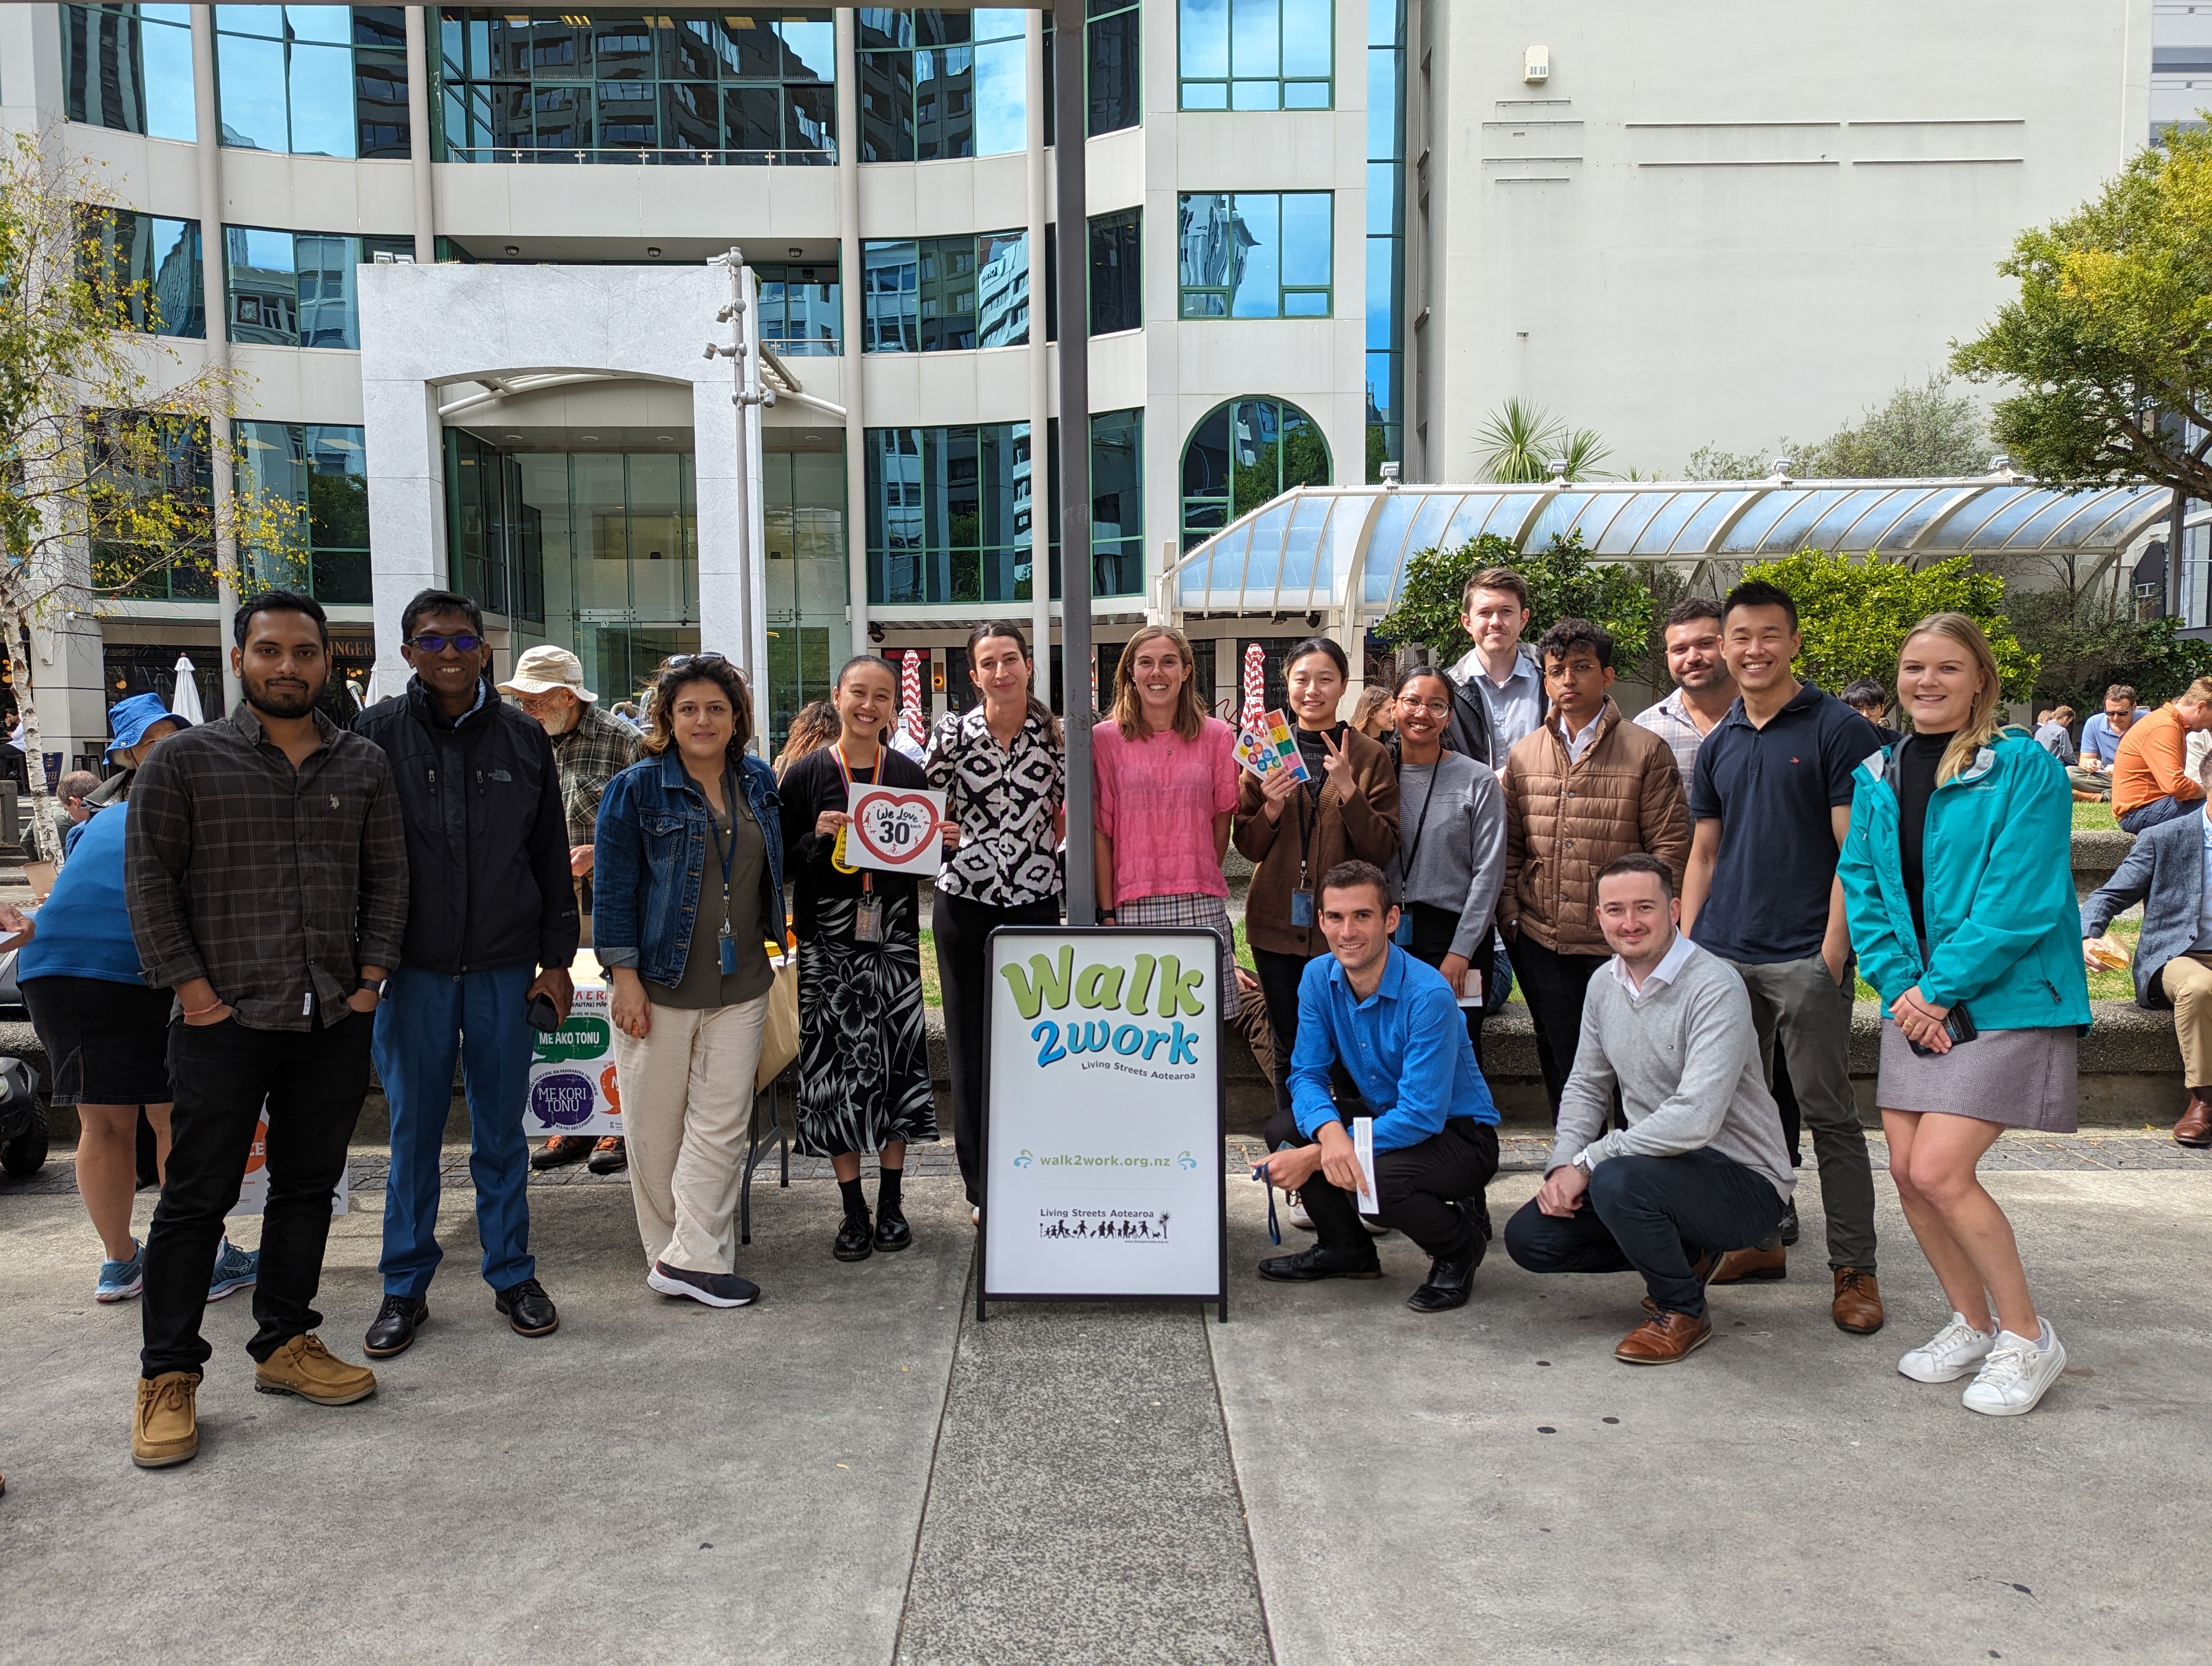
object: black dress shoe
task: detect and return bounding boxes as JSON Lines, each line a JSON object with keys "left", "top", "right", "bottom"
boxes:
{"left": 1407, "top": 1255, "right": 1477, "bottom": 1313}
{"left": 494, "top": 1277, "right": 559, "bottom": 1337}
{"left": 1257, "top": 1244, "right": 1382, "bottom": 1283}
{"left": 364, "top": 1294, "right": 428, "bottom": 1358}
{"left": 1778, "top": 1202, "right": 1801, "bottom": 1247}
{"left": 1457, "top": 1194, "right": 1494, "bottom": 1242}
{"left": 874, "top": 1212, "right": 913, "bottom": 1253}
{"left": 834, "top": 1210, "right": 874, "bottom": 1262}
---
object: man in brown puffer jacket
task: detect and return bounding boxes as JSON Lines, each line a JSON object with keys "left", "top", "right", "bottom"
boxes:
{"left": 1501, "top": 618, "right": 1692, "bottom": 1117}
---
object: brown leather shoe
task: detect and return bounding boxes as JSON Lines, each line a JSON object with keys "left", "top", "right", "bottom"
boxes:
{"left": 1709, "top": 1244, "right": 1786, "bottom": 1284}
{"left": 1831, "top": 1266, "right": 1885, "bottom": 1334}
{"left": 132, "top": 1370, "right": 201, "bottom": 1468}
{"left": 2174, "top": 1090, "right": 2212, "bottom": 1148}
{"left": 254, "top": 1335, "right": 377, "bottom": 1406}
{"left": 1615, "top": 1309, "right": 1712, "bottom": 1364}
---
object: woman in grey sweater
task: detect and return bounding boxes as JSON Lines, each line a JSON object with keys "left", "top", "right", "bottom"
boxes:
{"left": 1387, "top": 667, "right": 1507, "bottom": 1064}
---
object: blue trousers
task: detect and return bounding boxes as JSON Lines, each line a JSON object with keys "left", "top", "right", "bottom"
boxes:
{"left": 374, "top": 963, "right": 537, "bottom": 1299}
{"left": 2118, "top": 794, "right": 2195, "bottom": 834}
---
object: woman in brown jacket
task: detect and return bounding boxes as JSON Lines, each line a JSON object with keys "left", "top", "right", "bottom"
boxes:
{"left": 1499, "top": 617, "right": 1690, "bottom": 1115}
{"left": 1237, "top": 637, "right": 1400, "bottom": 1140}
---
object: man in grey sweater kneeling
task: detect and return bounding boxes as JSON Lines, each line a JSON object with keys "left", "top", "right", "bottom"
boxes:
{"left": 1504, "top": 853, "right": 1796, "bottom": 1364}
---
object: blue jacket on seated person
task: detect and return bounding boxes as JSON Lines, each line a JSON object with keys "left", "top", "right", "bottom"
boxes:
{"left": 2081, "top": 806, "right": 2209, "bottom": 1008}
{"left": 1289, "top": 943, "right": 1499, "bottom": 1149}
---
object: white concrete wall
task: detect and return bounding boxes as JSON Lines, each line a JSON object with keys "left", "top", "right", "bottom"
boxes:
{"left": 1418, "top": 0, "right": 2154, "bottom": 483}
{"left": 355, "top": 260, "right": 747, "bottom": 697}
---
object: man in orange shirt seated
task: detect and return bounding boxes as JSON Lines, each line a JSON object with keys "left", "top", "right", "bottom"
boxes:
{"left": 2112, "top": 678, "right": 2212, "bottom": 834}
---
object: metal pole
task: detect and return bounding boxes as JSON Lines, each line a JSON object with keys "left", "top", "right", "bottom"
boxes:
{"left": 1053, "top": 7, "right": 1094, "bottom": 925}
{"left": 191, "top": 7, "right": 241, "bottom": 715}
{"left": 1025, "top": 11, "right": 1052, "bottom": 675}
{"left": 835, "top": 9, "right": 869, "bottom": 663}
{"left": 405, "top": 7, "right": 435, "bottom": 264}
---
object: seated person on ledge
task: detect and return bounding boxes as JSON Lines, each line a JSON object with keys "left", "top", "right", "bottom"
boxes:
{"left": 1503, "top": 853, "right": 1796, "bottom": 1364}
{"left": 1255, "top": 861, "right": 1501, "bottom": 1313}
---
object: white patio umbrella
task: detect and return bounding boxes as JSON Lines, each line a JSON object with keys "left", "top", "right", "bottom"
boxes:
{"left": 170, "top": 654, "right": 205, "bottom": 726}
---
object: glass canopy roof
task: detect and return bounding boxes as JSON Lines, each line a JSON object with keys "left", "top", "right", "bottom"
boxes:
{"left": 1162, "top": 478, "right": 2173, "bottom": 621}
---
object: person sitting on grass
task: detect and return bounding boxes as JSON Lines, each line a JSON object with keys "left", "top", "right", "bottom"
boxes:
{"left": 1503, "top": 853, "right": 1796, "bottom": 1364}
{"left": 1253, "top": 861, "right": 1500, "bottom": 1314}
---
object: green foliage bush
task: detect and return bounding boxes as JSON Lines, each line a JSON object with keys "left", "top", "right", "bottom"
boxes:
{"left": 1377, "top": 530, "right": 1657, "bottom": 672}
{"left": 1739, "top": 552, "right": 2037, "bottom": 702}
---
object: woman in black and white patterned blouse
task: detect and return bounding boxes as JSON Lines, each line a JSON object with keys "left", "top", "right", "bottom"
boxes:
{"left": 925, "top": 621, "right": 1066, "bottom": 1218}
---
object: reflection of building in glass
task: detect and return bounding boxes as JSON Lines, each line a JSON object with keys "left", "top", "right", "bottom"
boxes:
{"left": 975, "top": 231, "right": 1030, "bottom": 349}
{"left": 1176, "top": 195, "right": 1254, "bottom": 318}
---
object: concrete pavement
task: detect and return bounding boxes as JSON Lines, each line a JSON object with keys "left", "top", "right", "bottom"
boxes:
{"left": 4, "top": 1148, "right": 2209, "bottom": 1664}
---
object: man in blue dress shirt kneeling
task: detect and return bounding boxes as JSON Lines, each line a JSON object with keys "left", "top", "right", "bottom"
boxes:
{"left": 1254, "top": 861, "right": 1501, "bottom": 1312}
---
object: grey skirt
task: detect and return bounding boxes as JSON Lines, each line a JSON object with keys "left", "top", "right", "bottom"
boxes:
{"left": 1875, "top": 1021, "right": 2079, "bottom": 1132}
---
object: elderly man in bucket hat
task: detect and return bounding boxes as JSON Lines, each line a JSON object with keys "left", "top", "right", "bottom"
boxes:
{"left": 498, "top": 646, "right": 643, "bottom": 1175}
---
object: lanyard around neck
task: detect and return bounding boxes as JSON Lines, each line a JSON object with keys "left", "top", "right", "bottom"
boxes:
{"left": 832, "top": 743, "right": 878, "bottom": 893}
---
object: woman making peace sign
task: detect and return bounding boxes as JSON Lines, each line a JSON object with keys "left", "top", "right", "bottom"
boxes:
{"left": 1235, "top": 637, "right": 1400, "bottom": 1136}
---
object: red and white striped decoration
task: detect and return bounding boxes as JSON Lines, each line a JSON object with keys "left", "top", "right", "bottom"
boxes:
{"left": 1240, "top": 641, "right": 1265, "bottom": 732}
{"left": 900, "top": 649, "right": 925, "bottom": 742}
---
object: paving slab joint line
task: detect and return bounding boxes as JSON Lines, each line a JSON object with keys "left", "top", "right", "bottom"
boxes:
{"left": 888, "top": 1244, "right": 975, "bottom": 1665}
{"left": 1203, "top": 1308, "right": 1284, "bottom": 1666}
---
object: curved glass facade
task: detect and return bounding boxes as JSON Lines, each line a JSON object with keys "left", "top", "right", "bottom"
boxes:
{"left": 1180, "top": 398, "right": 1332, "bottom": 550}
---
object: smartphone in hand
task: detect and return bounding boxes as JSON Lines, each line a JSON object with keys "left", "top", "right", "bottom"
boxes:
{"left": 526, "top": 992, "right": 562, "bottom": 1033}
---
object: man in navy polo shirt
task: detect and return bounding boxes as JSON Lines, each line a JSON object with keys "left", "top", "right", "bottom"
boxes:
{"left": 1254, "top": 861, "right": 1501, "bottom": 1313}
{"left": 1680, "top": 580, "right": 1886, "bottom": 1336}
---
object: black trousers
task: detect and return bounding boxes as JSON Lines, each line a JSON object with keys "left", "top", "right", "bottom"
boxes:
{"left": 141, "top": 1011, "right": 373, "bottom": 1378}
{"left": 1298, "top": 1118, "right": 1500, "bottom": 1263}
{"left": 1403, "top": 901, "right": 1488, "bottom": 1072}
{"left": 1772, "top": 1039, "right": 1803, "bottom": 1167}
{"left": 934, "top": 889, "right": 1062, "bottom": 1206}
{"left": 1506, "top": 934, "right": 1607, "bottom": 1117}
{"left": 1503, "top": 1149, "right": 1787, "bottom": 1318}
{"left": 1252, "top": 945, "right": 1326, "bottom": 1117}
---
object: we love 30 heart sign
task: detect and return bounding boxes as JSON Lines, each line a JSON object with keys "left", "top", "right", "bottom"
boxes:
{"left": 846, "top": 784, "right": 947, "bottom": 876}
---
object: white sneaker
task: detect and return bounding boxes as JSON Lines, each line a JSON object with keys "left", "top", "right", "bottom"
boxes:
{"left": 1898, "top": 1312, "right": 1995, "bottom": 1383}
{"left": 1960, "top": 1322, "right": 2066, "bottom": 1417}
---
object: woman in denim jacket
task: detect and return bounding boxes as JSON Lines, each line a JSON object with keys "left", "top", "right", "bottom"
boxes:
{"left": 594, "top": 655, "right": 785, "bottom": 1310}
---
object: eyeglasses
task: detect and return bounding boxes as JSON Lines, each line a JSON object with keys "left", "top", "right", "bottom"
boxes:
{"left": 1396, "top": 697, "right": 1451, "bottom": 716}
{"left": 408, "top": 632, "right": 483, "bottom": 654}
{"left": 663, "top": 652, "right": 731, "bottom": 672}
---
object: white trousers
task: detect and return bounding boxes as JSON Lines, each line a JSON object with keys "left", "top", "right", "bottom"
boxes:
{"left": 610, "top": 993, "right": 770, "bottom": 1273}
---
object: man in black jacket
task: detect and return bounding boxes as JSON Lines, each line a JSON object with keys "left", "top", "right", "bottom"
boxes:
{"left": 354, "top": 590, "right": 579, "bottom": 1358}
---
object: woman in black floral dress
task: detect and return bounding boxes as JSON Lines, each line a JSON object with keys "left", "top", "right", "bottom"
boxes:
{"left": 780, "top": 656, "right": 942, "bottom": 1261}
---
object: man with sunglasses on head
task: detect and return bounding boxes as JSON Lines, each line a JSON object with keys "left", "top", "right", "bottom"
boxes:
{"left": 499, "top": 644, "right": 643, "bottom": 1175}
{"left": 352, "top": 591, "right": 578, "bottom": 1361}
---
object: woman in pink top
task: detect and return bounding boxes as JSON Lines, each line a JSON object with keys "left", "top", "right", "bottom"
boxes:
{"left": 1092, "top": 625, "right": 1243, "bottom": 1016}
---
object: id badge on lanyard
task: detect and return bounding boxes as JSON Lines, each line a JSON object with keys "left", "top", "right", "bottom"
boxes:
{"left": 713, "top": 776, "right": 741, "bottom": 974}
{"left": 854, "top": 879, "right": 884, "bottom": 943}
{"left": 1392, "top": 909, "right": 1414, "bottom": 947}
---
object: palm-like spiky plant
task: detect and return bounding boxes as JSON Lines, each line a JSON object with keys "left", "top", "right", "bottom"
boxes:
{"left": 1475, "top": 397, "right": 1567, "bottom": 484}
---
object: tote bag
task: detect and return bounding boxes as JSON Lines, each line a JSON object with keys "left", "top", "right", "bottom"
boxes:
{"left": 755, "top": 948, "right": 801, "bottom": 1091}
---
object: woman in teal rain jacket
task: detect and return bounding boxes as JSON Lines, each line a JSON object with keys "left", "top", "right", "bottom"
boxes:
{"left": 1837, "top": 613, "right": 2088, "bottom": 1418}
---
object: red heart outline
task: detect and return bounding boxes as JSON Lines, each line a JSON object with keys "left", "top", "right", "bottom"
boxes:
{"left": 850, "top": 789, "right": 939, "bottom": 865}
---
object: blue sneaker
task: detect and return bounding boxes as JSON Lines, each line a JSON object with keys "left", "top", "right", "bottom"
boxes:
{"left": 208, "top": 1239, "right": 259, "bottom": 1302}
{"left": 97, "top": 1241, "right": 145, "bottom": 1303}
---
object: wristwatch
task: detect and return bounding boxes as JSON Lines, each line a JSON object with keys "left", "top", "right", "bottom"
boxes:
{"left": 1574, "top": 1150, "right": 1597, "bottom": 1177}
{"left": 357, "top": 975, "right": 387, "bottom": 997}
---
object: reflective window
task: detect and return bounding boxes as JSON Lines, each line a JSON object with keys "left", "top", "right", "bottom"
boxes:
{"left": 863, "top": 232, "right": 1027, "bottom": 352}
{"left": 859, "top": 9, "right": 1026, "bottom": 162}
{"left": 755, "top": 261, "right": 842, "bottom": 356}
{"left": 1179, "top": 0, "right": 1332, "bottom": 110}
{"left": 80, "top": 209, "right": 205, "bottom": 339}
{"left": 87, "top": 411, "right": 218, "bottom": 602}
{"left": 867, "top": 411, "right": 1142, "bottom": 606}
{"left": 763, "top": 441, "right": 850, "bottom": 746}
{"left": 1178, "top": 193, "right": 1332, "bottom": 318}
{"left": 1089, "top": 209, "right": 1141, "bottom": 336}
{"left": 1180, "top": 397, "right": 1329, "bottom": 548}
{"left": 235, "top": 421, "right": 372, "bottom": 603}
{"left": 438, "top": 9, "right": 835, "bottom": 164}
{"left": 1366, "top": 0, "right": 1404, "bottom": 477}
{"left": 223, "top": 227, "right": 414, "bottom": 347}
{"left": 1042, "top": 0, "right": 1141, "bottom": 142}
{"left": 61, "top": 4, "right": 197, "bottom": 140}
{"left": 214, "top": 6, "right": 411, "bottom": 159}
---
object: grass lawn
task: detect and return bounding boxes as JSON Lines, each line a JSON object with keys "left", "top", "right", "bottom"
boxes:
{"left": 2073, "top": 799, "right": 2118, "bottom": 832}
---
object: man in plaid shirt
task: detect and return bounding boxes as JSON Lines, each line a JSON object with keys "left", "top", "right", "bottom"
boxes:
{"left": 499, "top": 645, "right": 643, "bottom": 1175}
{"left": 124, "top": 591, "right": 408, "bottom": 1469}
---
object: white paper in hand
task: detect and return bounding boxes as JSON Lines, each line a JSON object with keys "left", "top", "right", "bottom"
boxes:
{"left": 845, "top": 784, "right": 947, "bottom": 876}
{"left": 1352, "top": 1115, "right": 1380, "bottom": 1214}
